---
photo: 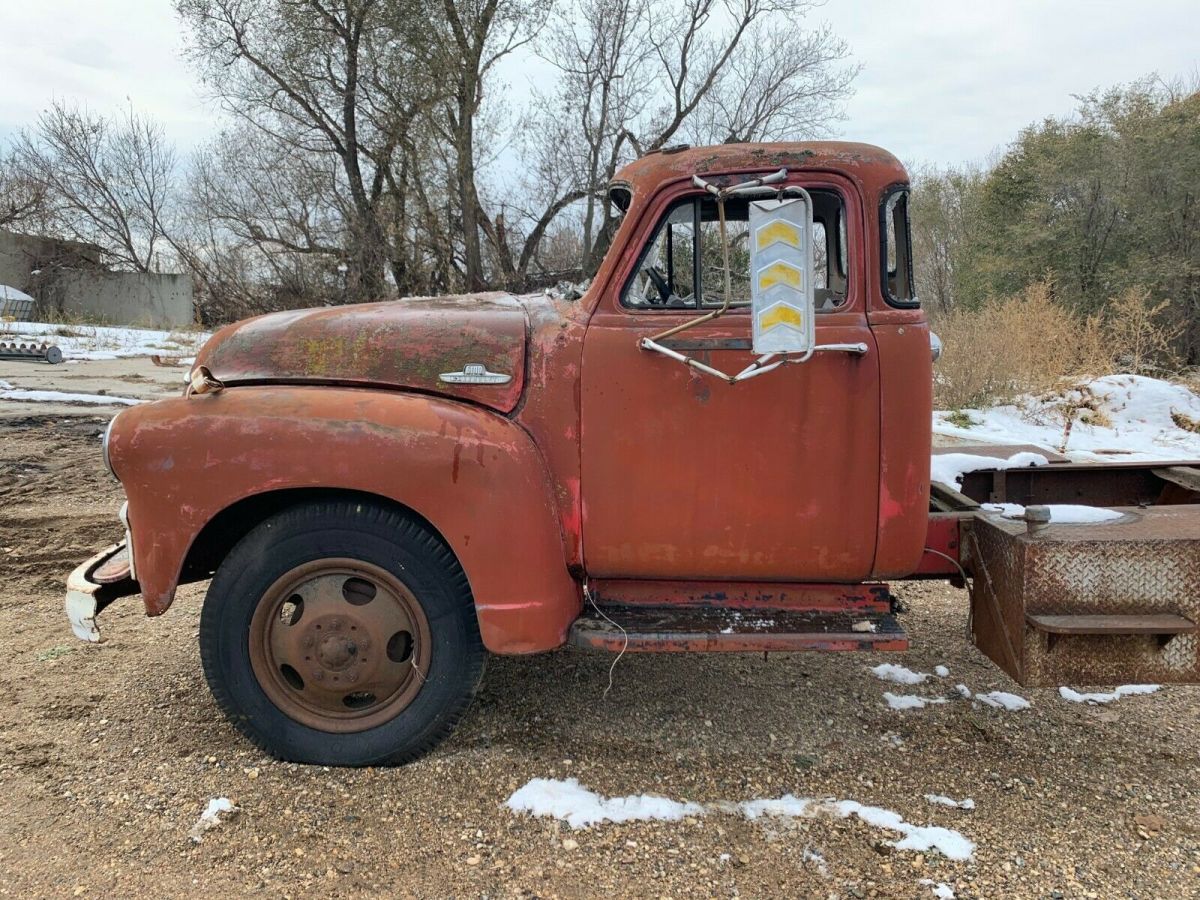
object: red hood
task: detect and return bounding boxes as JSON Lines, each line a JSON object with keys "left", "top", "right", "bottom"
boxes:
{"left": 195, "top": 292, "right": 527, "bottom": 414}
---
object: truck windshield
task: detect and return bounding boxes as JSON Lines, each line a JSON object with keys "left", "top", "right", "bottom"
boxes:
{"left": 624, "top": 190, "right": 849, "bottom": 311}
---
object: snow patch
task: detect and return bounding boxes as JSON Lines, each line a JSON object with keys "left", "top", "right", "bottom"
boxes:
{"left": 981, "top": 502, "right": 1124, "bottom": 524}
{"left": 801, "top": 847, "right": 828, "bottom": 876}
{"left": 508, "top": 780, "right": 975, "bottom": 861}
{"left": 975, "top": 691, "right": 1031, "bottom": 711}
{"left": 188, "top": 797, "right": 237, "bottom": 843}
{"left": 934, "top": 665, "right": 950, "bottom": 678}
{"left": 0, "top": 320, "right": 210, "bottom": 361}
{"left": 740, "top": 796, "right": 974, "bottom": 860}
{"left": 870, "top": 663, "right": 930, "bottom": 685}
{"left": 884, "top": 692, "right": 948, "bottom": 711}
{"left": 954, "top": 684, "right": 973, "bottom": 699}
{"left": 931, "top": 451, "right": 1047, "bottom": 489}
{"left": 0, "top": 387, "right": 141, "bottom": 406}
{"left": 1059, "top": 684, "right": 1160, "bottom": 705}
{"left": 831, "top": 800, "right": 975, "bottom": 860}
{"left": 924, "top": 794, "right": 975, "bottom": 810}
{"left": 934, "top": 375, "right": 1200, "bottom": 462}
{"left": 920, "top": 880, "right": 957, "bottom": 899}
{"left": 505, "top": 778, "right": 703, "bottom": 829}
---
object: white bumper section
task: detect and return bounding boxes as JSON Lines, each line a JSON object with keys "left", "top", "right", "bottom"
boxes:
{"left": 65, "top": 542, "right": 128, "bottom": 643}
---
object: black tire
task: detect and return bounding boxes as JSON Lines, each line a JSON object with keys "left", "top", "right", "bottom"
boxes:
{"left": 199, "top": 498, "right": 485, "bottom": 766}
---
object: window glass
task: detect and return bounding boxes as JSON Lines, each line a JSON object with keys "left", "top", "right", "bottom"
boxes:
{"left": 624, "top": 190, "right": 848, "bottom": 311}
{"left": 882, "top": 188, "right": 916, "bottom": 306}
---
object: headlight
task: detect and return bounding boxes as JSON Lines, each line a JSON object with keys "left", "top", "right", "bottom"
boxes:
{"left": 102, "top": 414, "right": 120, "bottom": 479}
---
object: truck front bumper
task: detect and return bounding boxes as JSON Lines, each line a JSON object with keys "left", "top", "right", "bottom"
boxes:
{"left": 65, "top": 542, "right": 140, "bottom": 642}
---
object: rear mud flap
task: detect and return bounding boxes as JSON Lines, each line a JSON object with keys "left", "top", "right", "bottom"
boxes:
{"left": 967, "top": 507, "right": 1200, "bottom": 686}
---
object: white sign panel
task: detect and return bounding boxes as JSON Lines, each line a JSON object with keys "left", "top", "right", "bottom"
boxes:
{"left": 749, "top": 197, "right": 815, "bottom": 355}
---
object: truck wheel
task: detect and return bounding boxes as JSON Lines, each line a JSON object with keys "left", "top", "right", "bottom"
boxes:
{"left": 199, "top": 499, "right": 484, "bottom": 766}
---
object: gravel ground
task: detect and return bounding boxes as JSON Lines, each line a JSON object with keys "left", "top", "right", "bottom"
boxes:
{"left": 1, "top": 402, "right": 1199, "bottom": 898}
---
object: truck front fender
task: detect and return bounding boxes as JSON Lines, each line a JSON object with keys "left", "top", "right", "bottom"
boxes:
{"left": 107, "top": 386, "right": 581, "bottom": 654}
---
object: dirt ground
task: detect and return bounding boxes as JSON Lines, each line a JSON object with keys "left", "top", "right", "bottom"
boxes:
{"left": 1, "top": 365, "right": 1199, "bottom": 899}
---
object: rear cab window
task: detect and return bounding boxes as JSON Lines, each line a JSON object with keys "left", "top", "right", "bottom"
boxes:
{"left": 881, "top": 186, "right": 916, "bottom": 307}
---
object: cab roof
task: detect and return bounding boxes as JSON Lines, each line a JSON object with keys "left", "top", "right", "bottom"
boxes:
{"left": 609, "top": 141, "right": 909, "bottom": 208}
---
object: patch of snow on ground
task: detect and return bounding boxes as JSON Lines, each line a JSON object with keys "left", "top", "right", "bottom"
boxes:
{"left": 931, "top": 451, "right": 1048, "bottom": 489}
{"left": 920, "top": 880, "right": 956, "bottom": 899}
{"left": 188, "top": 797, "right": 237, "bottom": 843}
{"left": 870, "top": 663, "right": 930, "bottom": 685}
{"left": 509, "top": 781, "right": 976, "bottom": 861}
{"left": 981, "top": 503, "right": 1124, "bottom": 524}
{"left": 0, "top": 379, "right": 11, "bottom": 390}
{"left": 934, "top": 665, "right": 950, "bottom": 678}
{"left": 832, "top": 800, "right": 975, "bottom": 860}
{"left": 1059, "top": 684, "right": 1160, "bottom": 705}
{"left": 884, "top": 692, "right": 948, "bottom": 711}
{"left": 0, "top": 320, "right": 210, "bottom": 361}
{"left": 0, "top": 387, "right": 141, "bottom": 406}
{"left": 954, "top": 684, "right": 972, "bottom": 699}
{"left": 801, "top": 847, "right": 828, "bottom": 876}
{"left": 741, "top": 796, "right": 974, "bottom": 860}
{"left": 740, "top": 795, "right": 813, "bottom": 819}
{"left": 934, "top": 375, "right": 1200, "bottom": 462}
{"left": 506, "top": 778, "right": 703, "bottom": 829}
{"left": 925, "top": 794, "right": 975, "bottom": 810}
{"left": 975, "top": 691, "right": 1031, "bottom": 711}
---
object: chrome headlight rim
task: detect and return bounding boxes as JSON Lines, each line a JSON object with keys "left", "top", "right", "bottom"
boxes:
{"left": 102, "top": 414, "right": 120, "bottom": 480}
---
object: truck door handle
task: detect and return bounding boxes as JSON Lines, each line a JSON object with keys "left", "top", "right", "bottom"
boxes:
{"left": 814, "top": 342, "right": 869, "bottom": 355}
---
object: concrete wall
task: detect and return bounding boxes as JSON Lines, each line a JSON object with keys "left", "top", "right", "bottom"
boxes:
{"left": 0, "top": 231, "right": 101, "bottom": 290}
{"left": 36, "top": 271, "right": 194, "bottom": 329}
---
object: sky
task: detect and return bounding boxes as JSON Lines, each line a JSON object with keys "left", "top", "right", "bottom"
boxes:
{"left": 0, "top": 0, "right": 1197, "bottom": 170}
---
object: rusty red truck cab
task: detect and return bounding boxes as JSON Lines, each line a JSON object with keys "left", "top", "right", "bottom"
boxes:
{"left": 66, "top": 141, "right": 1200, "bottom": 766}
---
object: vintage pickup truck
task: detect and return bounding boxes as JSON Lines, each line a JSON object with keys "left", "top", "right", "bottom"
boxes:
{"left": 66, "top": 142, "right": 1200, "bottom": 765}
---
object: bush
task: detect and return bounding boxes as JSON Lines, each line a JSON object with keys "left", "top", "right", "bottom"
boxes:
{"left": 933, "top": 281, "right": 1187, "bottom": 409}
{"left": 933, "top": 282, "right": 1112, "bottom": 409}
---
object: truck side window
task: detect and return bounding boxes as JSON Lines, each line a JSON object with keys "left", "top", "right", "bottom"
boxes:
{"left": 881, "top": 187, "right": 916, "bottom": 306}
{"left": 624, "top": 190, "right": 848, "bottom": 312}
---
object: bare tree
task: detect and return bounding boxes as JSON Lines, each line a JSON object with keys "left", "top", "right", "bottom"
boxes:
{"left": 177, "top": 0, "right": 442, "bottom": 302}
{"left": 16, "top": 102, "right": 177, "bottom": 271}
{"left": 0, "top": 149, "right": 47, "bottom": 231}
{"left": 433, "top": 0, "right": 548, "bottom": 290}
{"left": 683, "top": 20, "right": 857, "bottom": 144}
{"left": 507, "top": 0, "right": 857, "bottom": 282}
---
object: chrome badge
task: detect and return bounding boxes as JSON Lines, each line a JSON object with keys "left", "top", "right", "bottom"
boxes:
{"left": 438, "top": 363, "right": 512, "bottom": 385}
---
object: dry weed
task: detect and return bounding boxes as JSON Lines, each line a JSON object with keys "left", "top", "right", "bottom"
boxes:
{"left": 934, "top": 281, "right": 1184, "bottom": 410}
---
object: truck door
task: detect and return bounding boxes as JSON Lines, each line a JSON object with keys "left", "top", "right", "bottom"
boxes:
{"left": 580, "top": 177, "right": 881, "bottom": 581}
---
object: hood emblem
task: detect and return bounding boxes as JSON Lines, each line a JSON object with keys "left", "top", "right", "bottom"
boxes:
{"left": 439, "top": 363, "right": 512, "bottom": 385}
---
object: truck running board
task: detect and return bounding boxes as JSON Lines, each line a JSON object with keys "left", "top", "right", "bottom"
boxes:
{"left": 569, "top": 605, "right": 907, "bottom": 653}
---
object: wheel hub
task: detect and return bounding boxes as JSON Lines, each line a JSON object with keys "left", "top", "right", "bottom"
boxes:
{"left": 248, "top": 559, "right": 432, "bottom": 733}
{"left": 316, "top": 632, "right": 357, "bottom": 670}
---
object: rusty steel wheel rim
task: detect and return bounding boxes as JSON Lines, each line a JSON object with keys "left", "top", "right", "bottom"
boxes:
{"left": 248, "top": 558, "right": 432, "bottom": 733}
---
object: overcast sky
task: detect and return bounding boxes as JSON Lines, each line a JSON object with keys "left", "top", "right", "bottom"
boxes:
{"left": 1, "top": 0, "right": 1196, "bottom": 170}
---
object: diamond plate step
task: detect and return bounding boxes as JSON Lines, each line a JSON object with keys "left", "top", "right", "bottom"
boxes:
{"left": 968, "top": 505, "right": 1200, "bottom": 686}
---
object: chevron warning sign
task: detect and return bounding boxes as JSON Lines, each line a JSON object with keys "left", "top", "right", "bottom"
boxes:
{"left": 750, "top": 196, "right": 815, "bottom": 354}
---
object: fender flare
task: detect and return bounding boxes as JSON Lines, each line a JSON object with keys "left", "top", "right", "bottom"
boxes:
{"left": 108, "top": 386, "right": 581, "bottom": 653}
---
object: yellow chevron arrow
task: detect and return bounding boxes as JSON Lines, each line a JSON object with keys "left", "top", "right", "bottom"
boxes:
{"left": 757, "top": 261, "right": 803, "bottom": 292}
{"left": 755, "top": 218, "right": 802, "bottom": 251}
{"left": 759, "top": 303, "right": 804, "bottom": 332}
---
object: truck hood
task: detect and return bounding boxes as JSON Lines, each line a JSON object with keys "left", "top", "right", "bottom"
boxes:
{"left": 195, "top": 292, "right": 527, "bottom": 414}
